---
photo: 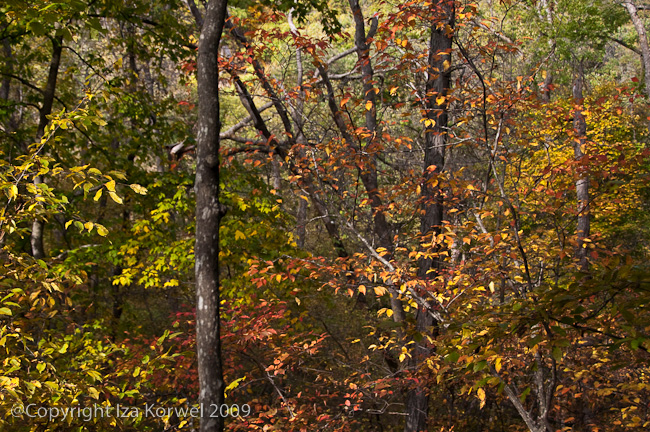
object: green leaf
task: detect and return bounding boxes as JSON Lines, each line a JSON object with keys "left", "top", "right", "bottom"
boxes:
{"left": 551, "top": 346, "right": 563, "bottom": 362}
{"left": 28, "top": 20, "right": 47, "bottom": 36}
{"left": 519, "top": 387, "right": 531, "bottom": 403}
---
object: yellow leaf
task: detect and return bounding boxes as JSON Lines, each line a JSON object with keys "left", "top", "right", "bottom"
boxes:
{"left": 386, "top": 308, "right": 393, "bottom": 318}
{"left": 130, "top": 184, "right": 148, "bottom": 195}
{"left": 108, "top": 191, "right": 123, "bottom": 204}
{"left": 436, "top": 95, "right": 446, "bottom": 105}
{"left": 96, "top": 224, "right": 109, "bottom": 236}
{"left": 235, "top": 230, "right": 246, "bottom": 240}
{"left": 365, "top": 100, "right": 373, "bottom": 111}
{"left": 477, "top": 388, "right": 486, "bottom": 409}
{"left": 495, "top": 357, "right": 502, "bottom": 372}
{"left": 489, "top": 281, "right": 495, "bottom": 293}
{"left": 93, "top": 189, "right": 103, "bottom": 201}
{"left": 84, "top": 221, "right": 94, "bottom": 232}
{"left": 88, "top": 387, "right": 100, "bottom": 400}
{"left": 390, "top": 87, "right": 398, "bottom": 96}
{"left": 9, "top": 185, "right": 18, "bottom": 199}
{"left": 105, "top": 179, "right": 116, "bottom": 192}
{"left": 276, "top": 274, "right": 282, "bottom": 283}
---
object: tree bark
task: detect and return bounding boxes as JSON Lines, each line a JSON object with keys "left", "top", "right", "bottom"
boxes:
{"left": 195, "top": 1, "right": 228, "bottom": 431}
{"left": 623, "top": 1, "right": 650, "bottom": 99}
{"left": 404, "top": 2, "right": 454, "bottom": 431}
{"left": 31, "top": 35, "right": 63, "bottom": 260}
{"left": 572, "top": 65, "right": 589, "bottom": 272}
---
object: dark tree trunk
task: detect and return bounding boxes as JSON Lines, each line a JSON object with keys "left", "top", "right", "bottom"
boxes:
{"left": 31, "top": 36, "right": 63, "bottom": 260}
{"left": 405, "top": 2, "right": 454, "bottom": 431}
{"left": 195, "top": 1, "right": 228, "bottom": 431}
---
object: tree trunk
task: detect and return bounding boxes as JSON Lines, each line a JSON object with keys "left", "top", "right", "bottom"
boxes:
{"left": 572, "top": 65, "right": 589, "bottom": 271}
{"left": 195, "top": 1, "right": 228, "bottom": 431}
{"left": 31, "top": 35, "right": 63, "bottom": 260}
{"left": 405, "top": 2, "right": 454, "bottom": 431}
{"left": 623, "top": 1, "right": 650, "bottom": 99}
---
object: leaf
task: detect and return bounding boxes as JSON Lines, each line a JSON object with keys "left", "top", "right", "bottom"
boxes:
{"left": 365, "top": 100, "right": 373, "bottom": 111}
{"left": 358, "top": 285, "right": 366, "bottom": 295}
{"left": 477, "top": 387, "right": 486, "bottom": 409}
{"left": 374, "top": 286, "right": 387, "bottom": 296}
{"left": 8, "top": 185, "right": 18, "bottom": 199}
{"left": 96, "top": 224, "right": 109, "bottom": 236}
{"left": 86, "top": 370, "right": 102, "bottom": 382}
{"left": 88, "top": 387, "right": 100, "bottom": 399}
{"left": 0, "top": 307, "right": 12, "bottom": 316}
{"left": 225, "top": 376, "right": 246, "bottom": 395}
{"left": 108, "top": 191, "right": 123, "bottom": 204}
{"left": 28, "top": 21, "right": 46, "bottom": 36}
{"left": 235, "top": 230, "right": 246, "bottom": 240}
{"left": 519, "top": 387, "right": 531, "bottom": 403}
{"left": 130, "top": 184, "right": 148, "bottom": 195}
{"left": 93, "top": 189, "right": 103, "bottom": 201}
{"left": 495, "top": 357, "right": 502, "bottom": 372}
{"left": 105, "top": 179, "right": 116, "bottom": 192}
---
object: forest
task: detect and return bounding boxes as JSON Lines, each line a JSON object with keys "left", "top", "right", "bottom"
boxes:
{"left": 1, "top": 0, "right": 650, "bottom": 431}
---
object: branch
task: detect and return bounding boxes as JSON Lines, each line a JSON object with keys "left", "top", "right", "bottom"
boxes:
{"left": 489, "top": 364, "right": 542, "bottom": 432}
{"left": 186, "top": 0, "right": 204, "bottom": 28}
{"left": 607, "top": 35, "right": 642, "bottom": 55}
{"left": 220, "top": 101, "right": 273, "bottom": 138}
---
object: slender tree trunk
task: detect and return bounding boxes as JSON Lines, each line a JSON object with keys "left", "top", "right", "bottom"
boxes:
{"left": 572, "top": 65, "right": 589, "bottom": 271}
{"left": 195, "top": 1, "right": 228, "bottom": 431}
{"left": 288, "top": 10, "right": 309, "bottom": 249}
{"left": 0, "top": 37, "right": 11, "bottom": 102}
{"left": 623, "top": 1, "right": 650, "bottom": 98}
{"left": 31, "top": 36, "right": 63, "bottom": 260}
{"left": 405, "top": 3, "right": 454, "bottom": 431}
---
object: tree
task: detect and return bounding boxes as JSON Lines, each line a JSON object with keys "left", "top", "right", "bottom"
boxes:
{"left": 195, "top": 0, "right": 229, "bottom": 431}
